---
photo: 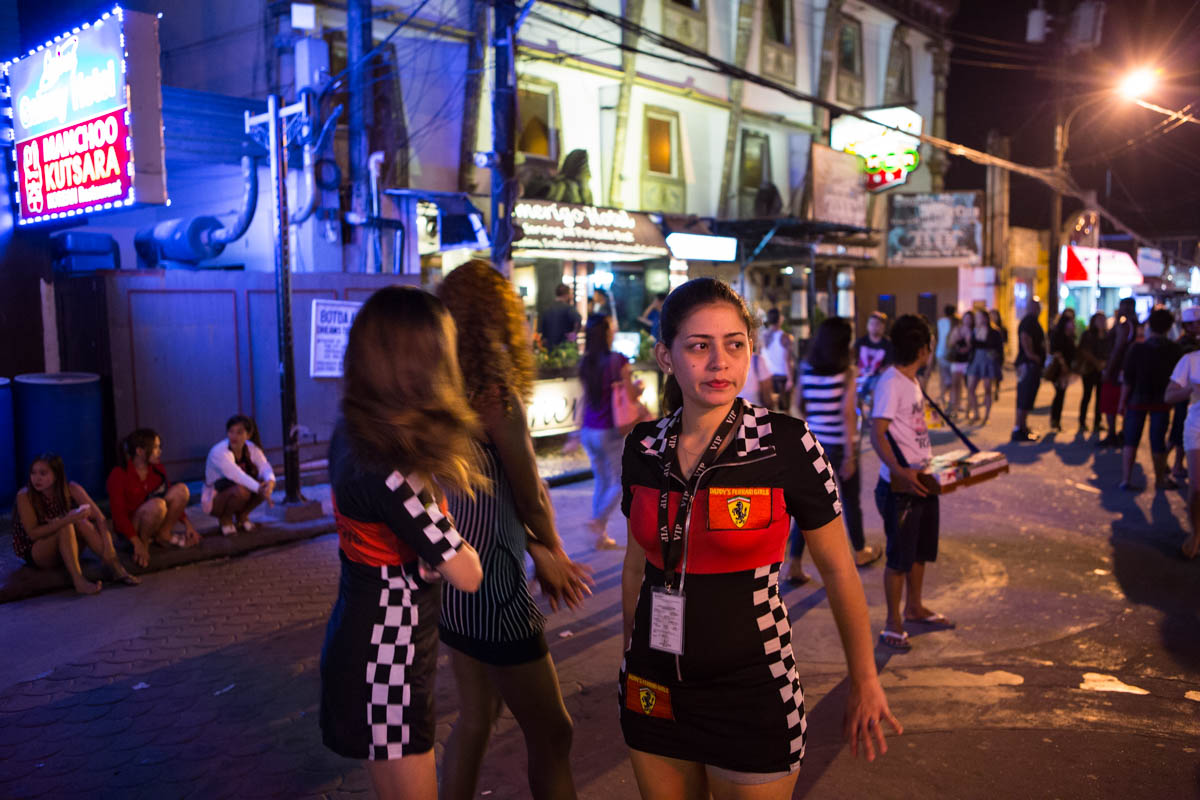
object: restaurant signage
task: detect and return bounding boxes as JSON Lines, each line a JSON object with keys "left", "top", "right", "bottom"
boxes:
{"left": 310, "top": 299, "right": 362, "bottom": 378}
{"left": 527, "top": 369, "right": 660, "bottom": 437}
{"left": 829, "top": 106, "right": 924, "bottom": 192}
{"left": 2, "top": 7, "right": 167, "bottom": 225}
{"left": 512, "top": 200, "right": 669, "bottom": 261}
{"left": 1060, "top": 245, "right": 1143, "bottom": 288}
{"left": 886, "top": 192, "right": 983, "bottom": 267}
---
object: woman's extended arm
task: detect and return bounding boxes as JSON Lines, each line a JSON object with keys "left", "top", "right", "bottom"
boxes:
{"left": 437, "top": 540, "right": 483, "bottom": 592}
{"left": 210, "top": 446, "right": 262, "bottom": 493}
{"left": 803, "top": 517, "right": 902, "bottom": 760}
{"left": 69, "top": 482, "right": 112, "bottom": 536}
{"left": 840, "top": 366, "right": 859, "bottom": 479}
{"left": 622, "top": 524, "right": 647, "bottom": 648}
{"left": 482, "top": 392, "right": 593, "bottom": 609}
{"left": 1165, "top": 380, "right": 1191, "bottom": 405}
{"left": 15, "top": 491, "right": 86, "bottom": 541}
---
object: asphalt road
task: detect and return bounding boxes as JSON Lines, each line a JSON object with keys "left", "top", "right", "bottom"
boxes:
{"left": 1, "top": 379, "right": 1197, "bottom": 799}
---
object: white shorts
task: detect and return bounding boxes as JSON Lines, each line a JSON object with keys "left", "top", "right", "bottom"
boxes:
{"left": 950, "top": 362, "right": 968, "bottom": 376}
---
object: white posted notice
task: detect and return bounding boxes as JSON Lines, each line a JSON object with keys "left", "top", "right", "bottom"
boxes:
{"left": 310, "top": 299, "right": 362, "bottom": 378}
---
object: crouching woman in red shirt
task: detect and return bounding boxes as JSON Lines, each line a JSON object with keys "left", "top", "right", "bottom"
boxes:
{"left": 320, "top": 286, "right": 484, "bottom": 800}
{"left": 107, "top": 428, "right": 200, "bottom": 568}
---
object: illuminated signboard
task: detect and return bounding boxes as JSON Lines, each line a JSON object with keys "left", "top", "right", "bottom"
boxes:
{"left": 1060, "top": 245, "right": 1143, "bottom": 288}
{"left": 829, "top": 106, "right": 924, "bottom": 192}
{"left": 1, "top": 6, "right": 166, "bottom": 225}
{"left": 512, "top": 200, "right": 669, "bottom": 262}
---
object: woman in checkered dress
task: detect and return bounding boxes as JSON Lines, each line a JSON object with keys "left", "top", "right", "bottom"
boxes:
{"left": 319, "top": 287, "right": 483, "bottom": 800}
{"left": 618, "top": 279, "right": 901, "bottom": 796}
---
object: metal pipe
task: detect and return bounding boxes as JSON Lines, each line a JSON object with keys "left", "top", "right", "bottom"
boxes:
{"left": 210, "top": 155, "right": 259, "bottom": 245}
{"left": 290, "top": 144, "right": 318, "bottom": 225}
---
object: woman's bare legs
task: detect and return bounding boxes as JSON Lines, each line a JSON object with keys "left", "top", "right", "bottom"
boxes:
{"left": 75, "top": 518, "right": 139, "bottom": 585}
{"left": 364, "top": 750, "right": 438, "bottom": 800}
{"left": 980, "top": 377, "right": 993, "bottom": 424}
{"left": 629, "top": 750, "right": 708, "bottom": 800}
{"left": 211, "top": 485, "right": 259, "bottom": 530}
{"left": 442, "top": 650, "right": 576, "bottom": 800}
{"left": 158, "top": 484, "right": 193, "bottom": 543}
{"left": 132, "top": 498, "right": 168, "bottom": 567}
{"left": 965, "top": 375, "right": 979, "bottom": 422}
{"left": 31, "top": 524, "right": 100, "bottom": 594}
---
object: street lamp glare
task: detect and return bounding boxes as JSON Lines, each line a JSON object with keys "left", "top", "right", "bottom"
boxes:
{"left": 1118, "top": 68, "right": 1157, "bottom": 100}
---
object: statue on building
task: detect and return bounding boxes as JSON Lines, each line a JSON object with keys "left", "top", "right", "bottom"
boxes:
{"left": 546, "top": 149, "right": 594, "bottom": 206}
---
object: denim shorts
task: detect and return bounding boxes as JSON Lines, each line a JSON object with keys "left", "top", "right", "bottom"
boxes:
{"left": 875, "top": 479, "right": 939, "bottom": 573}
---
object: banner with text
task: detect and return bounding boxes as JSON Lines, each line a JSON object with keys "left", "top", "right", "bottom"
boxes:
{"left": 886, "top": 192, "right": 983, "bottom": 267}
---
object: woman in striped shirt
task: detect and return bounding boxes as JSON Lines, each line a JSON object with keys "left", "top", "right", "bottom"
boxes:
{"left": 786, "top": 317, "right": 881, "bottom": 583}
{"left": 437, "top": 260, "right": 594, "bottom": 800}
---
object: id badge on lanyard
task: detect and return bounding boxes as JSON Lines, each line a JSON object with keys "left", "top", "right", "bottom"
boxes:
{"left": 651, "top": 400, "right": 742, "bottom": 655}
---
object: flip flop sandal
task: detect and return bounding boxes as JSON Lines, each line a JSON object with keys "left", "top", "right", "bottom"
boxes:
{"left": 220, "top": 523, "right": 238, "bottom": 536}
{"left": 594, "top": 536, "right": 620, "bottom": 551}
{"left": 905, "top": 612, "right": 956, "bottom": 629}
{"left": 114, "top": 572, "right": 142, "bottom": 586}
{"left": 878, "top": 630, "right": 911, "bottom": 652}
{"left": 167, "top": 531, "right": 188, "bottom": 548}
{"left": 240, "top": 520, "right": 257, "bottom": 533}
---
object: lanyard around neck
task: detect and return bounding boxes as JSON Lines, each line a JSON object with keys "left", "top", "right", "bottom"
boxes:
{"left": 657, "top": 399, "right": 743, "bottom": 591}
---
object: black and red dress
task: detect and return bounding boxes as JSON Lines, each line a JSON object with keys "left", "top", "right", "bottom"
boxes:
{"left": 320, "top": 422, "right": 467, "bottom": 761}
{"left": 619, "top": 401, "right": 842, "bottom": 775}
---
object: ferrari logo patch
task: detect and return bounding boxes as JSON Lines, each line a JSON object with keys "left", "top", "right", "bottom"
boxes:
{"left": 625, "top": 674, "right": 674, "bottom": 719}
{"left": 727, "top": 496, "right": 751, "bottom": 528}
{"left": 707, "top": 487, "right": 772, "bottom": 531}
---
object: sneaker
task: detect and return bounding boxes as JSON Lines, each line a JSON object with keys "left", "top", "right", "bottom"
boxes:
{"left": 1010, "top": 428, "right": 1040, "bottom": 443}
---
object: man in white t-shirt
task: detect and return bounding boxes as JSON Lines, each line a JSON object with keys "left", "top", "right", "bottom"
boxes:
{"left": 1166, "top": 328, "right": 1200, "bottom": 559}
{"left": 868, "top": 314, "right": 953, "bottom": 653}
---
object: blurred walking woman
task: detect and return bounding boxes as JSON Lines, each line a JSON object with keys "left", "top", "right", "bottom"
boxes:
{"left": 579, "top": 313, "right": 638, "bottom": 549}
{"left": 13, "top": 453, "right": 139, "bottom": 594}
{"left": 619, "top": 279, "right": 900, "bottom": 798}
{"left": 320, "top": 286, "right": 483, "bottom": 800}
{"left": 437, "top": 261, "right": 593, "bottom": 800}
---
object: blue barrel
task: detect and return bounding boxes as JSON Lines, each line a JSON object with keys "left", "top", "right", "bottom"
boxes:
{"left": 13, "top": 373, "right": 105, "bottom": 500}
{"left": 0, "top": 378, "right": 13, "bottom": 509}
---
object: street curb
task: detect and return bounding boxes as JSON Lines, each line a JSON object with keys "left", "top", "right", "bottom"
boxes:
{"left": 0, "top": 518, "right": 337, "bottom": 605}
{"left": 546, "top": 469, "right": 594, "bottom": 487}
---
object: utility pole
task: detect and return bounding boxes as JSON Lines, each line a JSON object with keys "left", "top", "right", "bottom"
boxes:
{"left": 1048, "top": 4, "right": 1065, "bottom": 325}
{"left": 246, "top": 95, "right": 311, "bottom": 506}
{"left": 490, "top": 0, "right": 518, "bottom": 272}
{"left": 348, "top": 0, "right": 373, "bottom": 273}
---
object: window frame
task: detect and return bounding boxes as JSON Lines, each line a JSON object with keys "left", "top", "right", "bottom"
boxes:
{"left": 763, "top": 0, "right": 792, "bottom": 46}
{"left": 884, "top": 39, "right": 914, "bottom": 105}
{"left": 643, "top": 106, "right": 681, "bottom": 179}
{"left": 836, "top": 14, "right": 864, "bottom": 106}
{"left": 516, "top": 78, "right": 562, "bottom": 165}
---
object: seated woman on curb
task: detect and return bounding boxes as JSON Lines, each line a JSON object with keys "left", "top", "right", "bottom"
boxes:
{"left": 107, "top": 428, "right": 201, "bottom": 568}
{"left": 202, "top": 414, "right": 276, "bottom": 535}
{"left": 12, "top": 453, "right": 140, "bottom": 594}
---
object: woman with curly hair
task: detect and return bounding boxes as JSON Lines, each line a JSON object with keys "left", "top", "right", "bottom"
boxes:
{"left": 320, "top": 286, "right": 483, "bottom": 800}
{"left": 437, "top": 259, "right": 594, "bottom": 800}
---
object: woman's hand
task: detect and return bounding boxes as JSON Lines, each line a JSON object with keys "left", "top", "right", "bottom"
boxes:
{"left": 183, "top": 519, "right": 202, "bottom": 547}
{"left": 65, "top": 506, "right": 90, "bottom": 524}
{"left": 259, "top": 480, "right": 276, "bottom": 507}
{"left": 840, "top": 453, "right": 857, "bottom": 480}
{"left": 529, "top": 542, "right": 594, "bottom": 612}
{"left": 844, "top": 677, "right": 903, "bottom": 761}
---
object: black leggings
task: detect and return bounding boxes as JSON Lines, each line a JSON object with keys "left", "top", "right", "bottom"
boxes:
{"left": 1079, "top": 373, "right": 1102, "bottom": 427}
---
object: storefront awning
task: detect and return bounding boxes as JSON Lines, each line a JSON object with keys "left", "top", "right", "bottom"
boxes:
{"left": 658, "top": 214, "right": 739, "bottom": 262}
{"left": 706, "top": 218, "right": 876, "bottom": 264}
{"left": 384, "top": 189, "right": 490, "bottom": 252}
{"left": 1061, "top": 245, "right": 1144, "bottom": 288}
{"left": 511, "top": 199, "right": 669, "bottom": 262}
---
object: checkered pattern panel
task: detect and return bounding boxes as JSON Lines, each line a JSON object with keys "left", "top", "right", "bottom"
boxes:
{"left": 799, "top": 425, "right": 842, "bottom": 517}
{"left": 735, "top": 402, "right": 775, "bottom": 457}
{"left": 384, "top": 470, "right": 463, "bottom": 560}
{"left": 640, "top": 411, "right": 680, "bottom": 457}
{"left": 753, "top": 563, "right": 807, "bottom": 765}
{"left": 365, "top": 565, "right": 421, "bottom": 760}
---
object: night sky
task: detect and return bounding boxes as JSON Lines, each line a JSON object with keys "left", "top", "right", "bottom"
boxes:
{"left": 946, "top": 0, "right": 1200, "bottom": 241}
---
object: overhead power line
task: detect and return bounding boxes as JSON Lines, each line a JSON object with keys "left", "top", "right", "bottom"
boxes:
{"left": 523, "top": 0, "right": 1153, "bottom": 244}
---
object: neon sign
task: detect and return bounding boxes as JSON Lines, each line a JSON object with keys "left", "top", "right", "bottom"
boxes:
{"left": 1, "top": 6, "right": 167, "bottom": 225}
{"left": 829, "top": 106, "right": 924, "bottom": 192}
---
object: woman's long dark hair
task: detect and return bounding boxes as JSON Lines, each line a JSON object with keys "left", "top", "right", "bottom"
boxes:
{"left": 120, "top": 428, "right": 158, "bottom": 468}
{"left": 806, "top": 317, "right": 852, "bottom": 375}
{"left": 659, "top": 279, "right": 756, "bottom": 414}
{"left": 341, "top": 286, "right": 484, "bottom": 494}
{"left": 27, "top": 453, "right": 69, "bottom": 524}
{"left": 579, "top": 314, "right": 614, "bottom": 411}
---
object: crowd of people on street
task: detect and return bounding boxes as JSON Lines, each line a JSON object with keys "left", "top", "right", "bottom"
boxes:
{"left": 8, "top": 266, "right": 1198, "bottom": 798}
